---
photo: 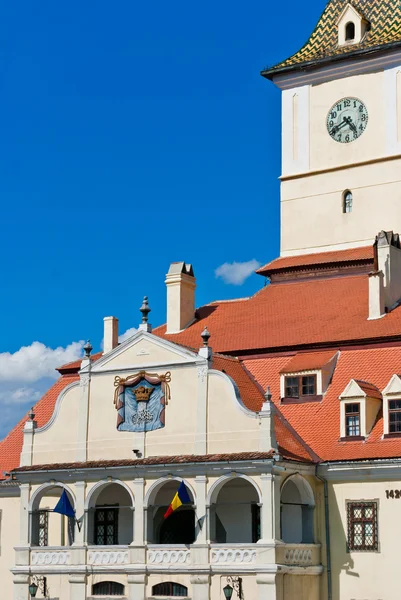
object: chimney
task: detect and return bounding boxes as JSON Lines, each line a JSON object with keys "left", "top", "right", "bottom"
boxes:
{"left": 368, "top": 271, "right": 385, "bottom": 320}
{"left": 103, "top": 317, "right": 119, "bottom": 354}
{"left": 165, "top": 262, "right": 196, "bottom": 334}
{"left": 376, "top": 231, "right": 401, "bottom": 311}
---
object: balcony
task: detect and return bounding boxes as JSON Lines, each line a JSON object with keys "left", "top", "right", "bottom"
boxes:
{"left": 276, "top": 544, "right": 321, "bottom": 567}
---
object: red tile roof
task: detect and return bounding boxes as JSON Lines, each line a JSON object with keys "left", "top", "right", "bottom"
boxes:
{"left": 353, "top": 380, "right": 382, "bottom": 400}
{"left": 280, "top": 351, "right": 338, "bottom": 373}
{"left": 244, "top": 346, "right": 401, "bottom": 462}
{"left": 0, "top": 375, "right": 79, "bottom": 478}
{"left": 154, "top": 275, "right": 401, "bottom": 354}
{"left": 256, "top": 247, "right": 374, "bottom": 276}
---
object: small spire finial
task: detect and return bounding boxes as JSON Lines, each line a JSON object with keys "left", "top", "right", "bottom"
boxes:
{"left": 28, "top": 407, "right": 35, "bottom": 421}
{"left": 201, "top": 327, "right": 211, "bottom": 347}
{"left": 264, "top": 386, "right": 272, "bottom": 403}
{"left": 83, "top": 340, "right": 93, "bottom": 358}
{"left": 140, "top": 296, "right": 151, "bottom": 324}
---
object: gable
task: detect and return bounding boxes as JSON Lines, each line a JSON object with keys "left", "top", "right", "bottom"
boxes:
{"left": 90, "top": 331, "right": 199, "bottom": 373}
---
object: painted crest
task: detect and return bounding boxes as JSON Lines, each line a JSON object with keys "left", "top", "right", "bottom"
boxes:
{"left": 114, "top": 371, "right": 171, "bottom": 432}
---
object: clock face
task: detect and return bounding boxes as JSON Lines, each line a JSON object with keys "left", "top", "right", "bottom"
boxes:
{"left": 327, "top": 97, "right": 368, "bottom": 144}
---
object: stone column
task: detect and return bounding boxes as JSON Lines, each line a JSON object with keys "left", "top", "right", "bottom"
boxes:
{"left": 194, "top": 364, "right": 208, "bottom": 454}
{"left": 74, "top": 482, "right": 86, "bottom": 545}
{"left": 256, "top": 574, "right": 277, "bottom": 600}
{"left": 130, "top": 478, "right": 146, "bottom": 564}
{"left": 13, "top": 574, "right": 29, "bottom": 600}
{"left": 127, "top": 574, "right": 146, "bottom": 600}
{"left": 20, "top": 483, "right": 31, "bottom": 546}
{"left": 194, "top": 476, "right": 207, "bottom": 544}
{"left": 69, "top": 574, "right": 87, "bottom": 600}
{"left": 190, "top": 575, "right": 210, "bottom": 600}
{"left": 76, "top": 359, "right": 91, "bottom": 462}
{"left": 259, "top": 473, "right": 281, "bottom": 543}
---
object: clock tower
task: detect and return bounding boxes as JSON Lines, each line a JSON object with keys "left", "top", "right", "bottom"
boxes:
{"left": 263, "top": 0, "right": 401, "bottom": 257}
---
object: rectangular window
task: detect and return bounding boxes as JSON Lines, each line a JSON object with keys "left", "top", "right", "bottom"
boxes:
{"left": 347, "top": 502, "right": 378, "bottom": 551}
{"left": 345, "top": 403, "right": 360, "bottom": 437}
{"left": 284, "top": 375, "right": 317, "bottom": 399}
{"left": 38, "top": 510, "right": 48, "bottom": 547}
{"left": 389, "top": 399, "right": 401, "bottom": 433}
{"left": 94, "top": 506, "right": 119, "bottom": 545}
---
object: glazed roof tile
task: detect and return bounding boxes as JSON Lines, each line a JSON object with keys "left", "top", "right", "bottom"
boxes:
{"left": 280, "top": 351, "right": 338, "bottom": 373}
{"left": 244, "top": 346, "right": 401, "bottom": 461}
{"left": 256, "top": 246, "right": 374, "bottom": 276}
{"left": 154, "top": 274, "right": 401, "bottom": 354}
{"left": 263, "top": 0, "right": 401, "bottom": 77}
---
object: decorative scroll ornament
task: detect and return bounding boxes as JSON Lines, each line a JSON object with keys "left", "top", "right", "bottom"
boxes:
{"left": 114, "top": 371, "right": 171, "bottom": 433}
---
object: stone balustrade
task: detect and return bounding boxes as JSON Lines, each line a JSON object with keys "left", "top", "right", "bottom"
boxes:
{"left": 276, "top": 544, "right": 321, "bottom": 567}
{"left": 210, "top": 545, "right": 257, "bottom": 565}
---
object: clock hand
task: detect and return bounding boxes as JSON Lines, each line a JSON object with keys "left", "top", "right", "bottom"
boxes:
{"left": 330, "top": 119, "right": 349, "bottom": 136}
{"left": 348, "top": 119, "right": 357, "bottom": 135}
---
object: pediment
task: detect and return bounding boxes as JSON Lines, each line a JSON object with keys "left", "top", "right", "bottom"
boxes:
{"left": 383, "top": 374, "right": 401, "bottom": 396}
{"left": 86, "top": 331, "right": 200, "bottom": 373}
{"left": 340, "top": 379, "right": 366, "bottom": 400}
{"left": 336, "top": 3, "right": 365, "bottom": 26}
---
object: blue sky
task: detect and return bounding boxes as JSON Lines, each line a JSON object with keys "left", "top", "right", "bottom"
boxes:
{"left": 0, "top": 1, "right": 326, "bottom": 438}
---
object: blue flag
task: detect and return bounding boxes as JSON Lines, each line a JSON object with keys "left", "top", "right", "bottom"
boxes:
{"left": 53, "top": 490, "right": 75, "bottom": 519}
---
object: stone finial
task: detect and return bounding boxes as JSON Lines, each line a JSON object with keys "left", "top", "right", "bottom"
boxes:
{"left": 139, "top": 296, "right": 152, "bottom": 333}
{"left": 264, "top": 386, "right": 272, "bottom": 403}
{"left": 28, "top": 407, "right": 35, "bottom": 421}
{"left": 140, "top": 296, "right": 151, "bottom": 324}
{"left": 201, "top": 327, "right": 211, "bottom": 347}
{"left": 83, "top": 340, "right": 93, "bottom": 358}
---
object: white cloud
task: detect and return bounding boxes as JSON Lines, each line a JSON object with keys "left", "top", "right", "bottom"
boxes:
{"left": 118, "top": 327, "right": 137, "bottom": 343}
{"left": 0, "top": 341, "right": 84, "bottom": 383}
{"left": 215, "top": 259, "right": 261, "bottom": 285}
{"left": 0, "top": 387, "right": 42, "bottom": 405}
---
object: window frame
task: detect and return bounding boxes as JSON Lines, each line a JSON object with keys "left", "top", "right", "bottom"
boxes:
{"left": 343, "top": 190, "right": 353, "bottom": 213}
{"left": 151, "top": 582, "right": 189, "bottom": 597}
{"left": 345, "top": 21, "right": 356, "bottom": 41}
{"left": 389, "top": 398, "right": 401, "bottom": 434}
{"left": 345, "top": 403, "right": 361, "bottom": 437}
{"left": 38, "top": 510, "right": 49, "bottom": 547}
{"left": 92, "top": 581, "right": 125, "bottom": 596}
{"left": 347, "top": 501, "right": 378, "bottom": 552}
{"left": 94, "top": 504, "right": 119, "bottom": 546}
{"left": 283, "top": 374, "right": 319, "bottom": 402}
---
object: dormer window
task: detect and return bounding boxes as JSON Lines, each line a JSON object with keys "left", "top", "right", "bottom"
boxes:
{"left": 285, "top": 375, "right": 316, "bottom": 399}
{"left": 280, "top": 351, "right": 339, "bottom": 404}
{"left": 345, "top": 22, "right": 355, "bottom": 41}
{"left": 382, "top": 375, "right": 401, "bottom": 437}
{"left": 345, "top": 403, "right": 360, "bottom": 437}
{"left": 340, "top": 380, "right": 382, "bottom": 440}
{"left": 337, "top": 4, "right": 370, "bottom": 47}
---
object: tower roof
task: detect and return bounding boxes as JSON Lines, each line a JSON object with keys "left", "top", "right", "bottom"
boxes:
{"left": 262, "top": 0, "right": 401, "bottom": 78}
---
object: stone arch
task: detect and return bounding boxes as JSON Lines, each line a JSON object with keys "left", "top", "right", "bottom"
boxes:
{"left": 207, "top": 473, "right": 262, "bottom": 507}
{"left": 29, "top": 482, "right": 76, "bottom": 547}
{"left": 30, "top": 482, "right": 76, "bottom": 512}
{"left": 85, "top": 479, "right": 135, "bottom": 511}
{"left": 208, "top": 474, "right": 262, "bottom": 544}
{"left": 280, "top": 474, "right": 315, "bottom": 544}
{"left": 86, "top": 479, "right": 135, "bottom": 546}
{"left": 145, "top": 478, "right": 196, "bottom": 545}
{"left": 144, "top": 477, "right": 196, "bottom": 509}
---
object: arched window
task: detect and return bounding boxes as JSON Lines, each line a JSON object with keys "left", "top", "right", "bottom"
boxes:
{"left": 152, "top": 582, "right": 188, "bottom": 597}
{"left": 343, "top": 190, "right": 353, "bottom": 213}
{"left": 92, "top": 581, "right": 124, "bottom": 596}
{"left": 345, "top": 22, "right": 355, "bottom": 41}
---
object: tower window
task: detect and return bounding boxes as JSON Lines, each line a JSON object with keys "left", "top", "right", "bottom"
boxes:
{"left": 345, "top": 22, "right": 355, "bottom": 41}
{"left": 343, "top": 191, "right": 353, "bottom": 213}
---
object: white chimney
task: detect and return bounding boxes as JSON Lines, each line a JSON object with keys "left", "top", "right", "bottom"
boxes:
{"left": 165, "top": 263, "right": 196, "bottom": 334}
{"left": 376, "top": 231, "right": 401, "bottom": 311}
{"left": 103, "top": 316, "right": 119, "bottom": 354}
{"left": 368, "top": 271, "right": 385, "bottom": 320}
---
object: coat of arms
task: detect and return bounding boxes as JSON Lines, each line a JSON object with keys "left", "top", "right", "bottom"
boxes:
{"left": 114, "top": 371, "right": 171, "bottom": 432}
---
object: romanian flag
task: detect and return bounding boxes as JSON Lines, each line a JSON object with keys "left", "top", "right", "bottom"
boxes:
{"left": 164, "top": 481, "right": 191, "bottom": 519}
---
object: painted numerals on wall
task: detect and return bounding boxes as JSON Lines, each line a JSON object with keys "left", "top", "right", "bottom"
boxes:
{"left": 385, "top": 490, "right": 401, "bottom": 499}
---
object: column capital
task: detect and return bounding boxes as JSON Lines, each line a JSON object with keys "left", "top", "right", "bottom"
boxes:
{"left": 195, "top": 475, "right": 208, "bottom": 483}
